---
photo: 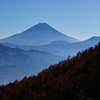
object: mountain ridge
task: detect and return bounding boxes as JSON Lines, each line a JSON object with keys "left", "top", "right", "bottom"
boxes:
{"left": 3, "top": 36, "right": 100, "bottom": 57}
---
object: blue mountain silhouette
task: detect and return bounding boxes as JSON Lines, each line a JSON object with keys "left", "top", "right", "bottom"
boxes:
{"left": 0, "top": 23, "right": 80, "bottom": 46}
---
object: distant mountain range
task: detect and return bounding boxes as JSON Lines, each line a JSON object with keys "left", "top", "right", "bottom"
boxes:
{"left": 0, "top": 23, "right": 80, "bottom": 46}
{"left": 2, "top": 36, "right": 100, "bottom": 57}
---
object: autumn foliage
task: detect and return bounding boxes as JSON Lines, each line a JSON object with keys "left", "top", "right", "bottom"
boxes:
{"left": 0, "top": 42, "right": 100, "bottom": 100}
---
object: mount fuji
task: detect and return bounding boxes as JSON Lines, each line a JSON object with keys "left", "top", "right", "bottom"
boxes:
{"left": 0, "top": 23, "right": 80, "bottom": 46}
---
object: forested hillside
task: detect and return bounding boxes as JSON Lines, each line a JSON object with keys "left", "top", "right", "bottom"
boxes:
{"left": 0, "top": 42, "right": 100, "bottom": 100}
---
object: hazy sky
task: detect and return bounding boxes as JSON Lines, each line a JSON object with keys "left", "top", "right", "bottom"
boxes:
{"left": 0, "top": 0, "right": 100, "bottom": 40}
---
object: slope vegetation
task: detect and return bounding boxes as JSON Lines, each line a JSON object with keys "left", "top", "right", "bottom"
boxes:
{"left": 0, "top": 42, "right": 100, "bottom": 100}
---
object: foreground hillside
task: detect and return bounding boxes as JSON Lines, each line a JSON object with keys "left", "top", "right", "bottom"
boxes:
{"left": 0, "top": 42, "right": 100, "bottom": 100}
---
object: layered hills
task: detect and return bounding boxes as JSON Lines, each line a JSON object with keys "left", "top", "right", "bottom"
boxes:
{"left": 0, "top": 23, "right": 80, "bottom": 46}
{"left": 0, "top": 41, "right": 100, "bottom": 100}
{"left": 0, "top": 44, "right": 63, "bottom": 84}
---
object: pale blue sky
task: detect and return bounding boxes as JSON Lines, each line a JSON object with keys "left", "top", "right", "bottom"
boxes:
{"left": 0, "top": 0, "right": 100, "bottom": 40}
